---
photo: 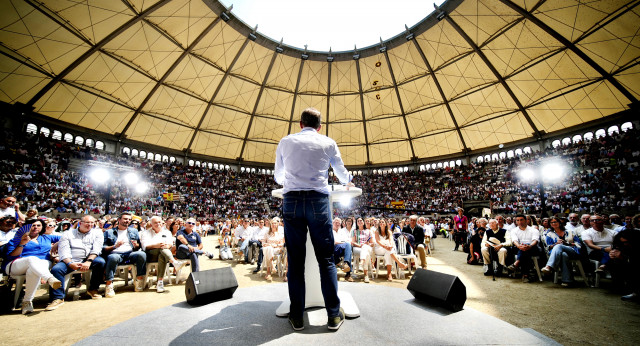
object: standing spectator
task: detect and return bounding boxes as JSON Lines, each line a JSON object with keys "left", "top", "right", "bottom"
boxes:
{"left": 453, "top": 208, "right": 469, "bottom": 251}
{"left": 102, "top": 212, "right": 147, "bottom": 297}
{"left": 49, "top": 215, "right": 105, "bottom": 307}
{"left": 468, "top": 218, "right": 486, "bottom": 264}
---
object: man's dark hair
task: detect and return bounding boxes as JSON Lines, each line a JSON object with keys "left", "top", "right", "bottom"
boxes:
{"left": 119, "top": 212, "right": 132, "bottom": 219}
{"left": 514, "top": 214, "right": 526, "bottom": 220}
{"left": 0, "top": 216, "right": 17, "bottom": 225}
{"left": 300, "top": 107, "right": 322, "bottom": 129}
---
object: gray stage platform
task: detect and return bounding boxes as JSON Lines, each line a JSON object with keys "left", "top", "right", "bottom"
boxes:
{"left": 76, "top": 283, "right": 559, "bottom": 345}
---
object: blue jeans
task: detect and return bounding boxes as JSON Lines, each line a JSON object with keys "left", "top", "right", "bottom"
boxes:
{"left": 334, "top": 243, "right": 352, "bottom": 272}
{"left": 105, "top": 251, "right": 146, "bottom": 281}
{"left": 546, "top": 245, "right": 579, "bottom": 283}
{"left": 283, "top": 191, "right": 340, "bottom": 319}
{"left": 239, "top": 239, "right": 250, "bottom": 262}
{"left": 50, "top": 256, "right": 106, "bottom": 300}
{"left": 177, "top": 244, "right": 203, "bottom": 272}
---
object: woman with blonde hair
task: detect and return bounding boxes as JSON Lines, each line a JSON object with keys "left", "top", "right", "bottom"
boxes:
{"left": 351, "top": 217, "right": 374, "bottom": 283}
{"left": 262, "top": 217, "right": 284, "bottom": 282}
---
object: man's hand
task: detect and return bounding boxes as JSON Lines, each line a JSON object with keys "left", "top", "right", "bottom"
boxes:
{"left": 609, "top": 249, "right": 620, "bottom": 259}
{"left": 68, "top": 262, "right": 82, "bottom": 271}
{"left": 79, "top": 261, "right": 91, "bottom": 271}
{"left": 188, "top": 245, "right": 195, "bottom": 252}
{"left": 495, "top": 244, "right": 503, "bottom": 251}
{"left": 131, "top": 240, "right": 139, "bottom": 249}
{"left": 345, "top": 182, "right": 354, "bottom": 191}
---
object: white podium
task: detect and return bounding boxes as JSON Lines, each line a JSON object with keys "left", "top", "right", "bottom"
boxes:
{"left": 272, "top": 184, "right": 362, "bottom": 318}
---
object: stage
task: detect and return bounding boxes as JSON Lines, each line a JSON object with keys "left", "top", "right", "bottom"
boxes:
{"left": 75, "top": 282, "right": 558, "bottom": 345}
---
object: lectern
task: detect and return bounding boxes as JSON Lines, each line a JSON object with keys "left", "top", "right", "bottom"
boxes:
{"left": 272, "top": 184, "right": 362, "bottom": 318}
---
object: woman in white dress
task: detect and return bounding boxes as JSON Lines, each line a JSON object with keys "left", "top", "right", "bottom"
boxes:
{"left": 262, "top": 217, "right": 284, "bottom": 282}
{"left": 351, "top": 217, "right": 374, "bottom": 283}
{"left": 374, "top": 219, "right": 407, "bottom": 281}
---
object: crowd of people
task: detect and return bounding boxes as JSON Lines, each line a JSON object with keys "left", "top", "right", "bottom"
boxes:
{"left": 1, "top": 126, "right": 638, "bottom": 221}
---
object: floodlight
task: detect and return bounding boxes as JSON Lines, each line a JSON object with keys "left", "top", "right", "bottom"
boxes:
{"left": 541, "top": 162, "right": 564, "bottom": 182}
{"left": 339, "top": 196, "right": 352, "bottom": 207}
{"left": 123, "top": 172, "right": 139, "bottom": 185}
{"left": 518, "top": 168, "right": 535, "bottom": 182}
{"left": 90, "top": 168, "right": 110, "bottom": 183}
{"left": 135, "top": 182, "right": 149, "bottom": 194}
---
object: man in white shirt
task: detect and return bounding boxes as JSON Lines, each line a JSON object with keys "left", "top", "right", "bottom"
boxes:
{"left": 508, "top": 214, "right": 540, "bottom": 282}
{"left": 503, "top": 216, "right": 516, "bottom": 231}
{"left": 141, "top": 216, "right": 185, "bottom": 293}
{"left": 574, "top": 214, "right": 591, "bottom": 237}
{"left": 248, "top": 219, "right": 268, "bottom": 265}
{"left": 582, "top": 214, "right": 615, "bottom": 272}
{"left": 235, "top": 219, "right": 252, "bottom": 261}
{"left": 332, "top": 218, "right": 352, "bottom": 281}
{"left": 274, "top": 107, "right": 351, "bottom": 331}
{"left": 49, "top": 215, "right": 104, "bottom": 307}
{"left": 0, "top": 216, "right": 18, "bottom": 256}
{"left": 0, "top": 196, "right": 25, "bottom": 222}
{"left": 565, "top": 213, "right": 580, "bottom": 232}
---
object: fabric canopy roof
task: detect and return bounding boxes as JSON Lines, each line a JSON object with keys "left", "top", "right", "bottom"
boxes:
{"left": 0, "top": 0, "right": 638, "bottom": 166}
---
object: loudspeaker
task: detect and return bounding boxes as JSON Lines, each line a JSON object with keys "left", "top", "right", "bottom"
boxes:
{"left": 185, "top": 267, "right": 238, "bottom": 305}
{"left": 407, "top": 268, "right": 466, "bottom": 312}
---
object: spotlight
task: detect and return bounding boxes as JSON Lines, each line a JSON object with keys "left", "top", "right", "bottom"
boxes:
{"left": 499, "top": 144, "right": 504, "bottom": 148}
{"left": 436, "top": 11, "right": 446, "bottom": 21}
{"left": 135, "top": 182, "right": 149, "bottom": 194}
{"left": 248, "top": 33, "right": 257, "bottom": 41}
{"left": 405, "top": 33, "right": 414, "bottom": 40}
{"left": 352, "top": 54, "right": 360, "bottom": 60}
{"left": 518, "top": 168, "right": 535, "bottom": 182}
{"left": 123, "top": 172, "right": 139, "bottom": 185}
{"left": 90, "top": 168, "right": 110, "bottom": 184}
{"left": 327, "top": 56, "right": 334, "bottom": 62}
{"left": 275, "top": 46, "right": 284, "bottom": 53}
{"left": 339, "top": 196, "right": 352, "bottom": 207}
{"left": 301, "top": 53, "right": 309, "bottom": 60}
{"left": 541, "top": 162, "right": 564, "bottom": 182}
{"left": 221, "top": 12, "right": 230, "bottom": 22}
{"left": 379, "top": 46, "right": 387, "bottom": 53}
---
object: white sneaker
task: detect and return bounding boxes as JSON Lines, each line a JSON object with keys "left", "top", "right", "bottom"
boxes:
{"left": 134, "top": 278, "right": 145, "bottom": 292}
{"left": 22, "top": 301, "right": 34, "bottom": 315}
{"left": 156, "top": 280, "right": 165, "bottom": 293}
{"left": 173, "top": 260, "right": 185, "bottom": 273}
{"left": 105, "top": 283, "right": 115, "bottom": 298}
{"left": 364, "top": 275, "right": 370, "bottom": 283}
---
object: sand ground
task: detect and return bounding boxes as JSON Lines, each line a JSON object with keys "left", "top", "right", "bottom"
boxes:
{"left": 1, "top": 236, "right": 638, "bottom": 345}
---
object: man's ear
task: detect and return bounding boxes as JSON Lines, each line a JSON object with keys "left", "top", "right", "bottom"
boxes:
{"left": 316, "top": 124, "right": 322, "bottom": 132}
{"left": 300, "top": 122, "right": 304, "bottom": 129}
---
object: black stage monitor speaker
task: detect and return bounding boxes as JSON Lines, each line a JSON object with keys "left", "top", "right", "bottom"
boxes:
{"left": 185, "top": 267, "right": 238, "bottom": 305}
{"left": 407, "top": 268, "right": 466, "bottom": 312}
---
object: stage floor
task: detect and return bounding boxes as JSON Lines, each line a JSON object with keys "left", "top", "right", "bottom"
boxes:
{"left": 76, "top": 282, "right": 558, "bottom": 345}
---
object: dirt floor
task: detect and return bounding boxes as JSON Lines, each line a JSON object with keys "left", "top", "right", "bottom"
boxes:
{"left": 1, "top": 236, "right": 639, "bottom": 345}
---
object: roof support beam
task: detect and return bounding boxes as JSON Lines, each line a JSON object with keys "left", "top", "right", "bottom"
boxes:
{"left": 286, "top": 60, "right": 306, "bottom": 135}
{"left": 26, "top": 0, "right": 172, "bottom": 107}
{"left": 498, "top": 0, "right": 638, "bottom": 104}
{"left": 411, "top": 38, "right": 469, "bottom": 154}
{"left": 325, "top": 62, "right": 332, "bottom": 137}
{"left": 355, "top": 59, "right": 371, "bottom": 165}
{"left": 120, "top": 16, "right": 222, "bottom": 138}
{"left": 445, "top": 15, "right": 543, "bottom": 139}
{"left": 238, "top": 49, "right": 280, "bottom": 159}
{"left": 381, "top": 50, "right": 417, "bottom": 160}
{"left": 184, "top": 35, "right": 251, "bottom": 153}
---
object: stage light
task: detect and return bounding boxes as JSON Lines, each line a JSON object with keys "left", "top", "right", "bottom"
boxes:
{"left": 123, "top": 172, "right": 139, "bottom": 185}
{"left": 541, "top": 162, "right": 564, "bottom": 182}
{"left": 518, "top": 168, "right": 535, "bottom": 182}
{"left": 90, "top": 168, "right": 110, "bottom": 184}
{"left": 135, "top": 182, "right": 149, "bottom": 194}
{"left": 339, "top": 196, "right": 352, "bottom": 207}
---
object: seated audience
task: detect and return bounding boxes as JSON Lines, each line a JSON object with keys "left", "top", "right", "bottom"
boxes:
{"left": 541, "top": 216, "right": 582, "bottom": 286}
{"left": 482, "top": 218, "right": 512, "bottom": 276}
{"left": 141, "top": 216, "right": 185, "bottom": 293}
{"left": 351, "top": 217, "right": 374, "bottom": 282}
{"left": 0, "top": 216, "right": 17, "bottom": 254}
{"left": 402, "top": 215, "right": 427, "bottom": 269}
{"left": 262, "top": 217, "right": 284, "bottom": 282}
{"left": 610, "top": 224, "right": 639, "bottom": 301}
{"left": 218, "top": 228, "right": 233, "bottom": 260}
{"left": 468, "top": 218, "right": 486, "bottom": 264}
{"left": 582, "top": 214, "right": 616, "bottom": 272}
{"left": 176, "top": 217, "right": 212, "bottom": 273}
{"left": 374, "top": 219, "right": 407, "bottom": 281}
{"left": 49, "top": 215, "right": 105, "bottom": 307}
{"left": 3, "top": 220, "right": 62, "bottom": 314}
{"left": 332, "top": 218, "right": 353, "bottom": 281}
{"left": 102, "top": 212, "right": 147, "bottom": 297}
{"left": 508, "top": 214, "right": 540, "bottom": 282}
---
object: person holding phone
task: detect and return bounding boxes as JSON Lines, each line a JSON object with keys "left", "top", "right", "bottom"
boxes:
{"left": 3, "top": 219, "right": 62, "bottom": 314}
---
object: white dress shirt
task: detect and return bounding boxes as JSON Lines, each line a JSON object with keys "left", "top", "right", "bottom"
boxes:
{"left": 274, "top": 127, "right": 352, "bottom": 194}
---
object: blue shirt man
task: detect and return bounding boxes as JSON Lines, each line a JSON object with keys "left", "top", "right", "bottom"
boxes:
{"left": 274, "top": 107, "right": 351, "bottom": 331}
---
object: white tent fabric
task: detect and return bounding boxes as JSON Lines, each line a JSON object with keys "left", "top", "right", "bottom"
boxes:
{"left": 0, "top": 0, "right": 638, "bottom": 165}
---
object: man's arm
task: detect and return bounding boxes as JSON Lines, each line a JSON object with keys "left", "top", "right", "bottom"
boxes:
{"left": 328, "top": 141, "right": 352, "bottom": 185}
{"left": 274, "top": 141, "right": 285, "bottom": 185}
